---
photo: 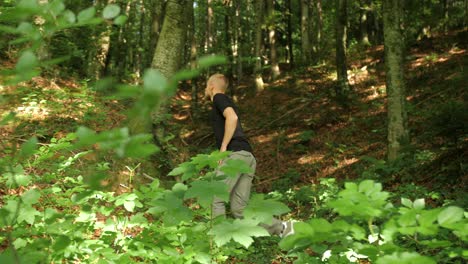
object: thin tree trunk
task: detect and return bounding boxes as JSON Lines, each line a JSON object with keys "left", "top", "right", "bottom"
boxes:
{"left": 301, "top": 0, "right": 311, "bottom": 64}
{"left": 286, "top": 0, "right": 294, "bottom": 67}
{"left": 234, "top": 0, "right": 243, "bottom": 84}
{"left": 360, "top": 0, "right": 371, "bottom": 45}
{"left": 383, "top": 0, "right": 409, "bottom": 162}
{"left": 267, "top": 0, "right": 280, "bottom": 80}
{"left": 254, "top": 0, "right": 265, "bottom": 92}
{"left": 335, "top": 0, "right": 350, "bottom": 101}
{"left": 148, "top": 0, "right": 165, "bottom": 68}
{"left": 206, "top": 0, "right": 213, "bottom": 53}
{"left": 189, "top": 0, "right": 198, "bottom": 115}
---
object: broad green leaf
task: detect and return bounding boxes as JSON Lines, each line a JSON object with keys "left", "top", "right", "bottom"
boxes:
{"left": 244, "top": 194, "right": 290, "bottom": 224}
{"left": 149, "top": 193, "right": 192, "bottom": 226}
{"left": 438, "top": 206, "right": 464, "bottom": 227}
{"left": 168, "top": 162, "right": 197, "bottom": 181}
{"left": 6, "top": 165, "right": 30, "bottom": 188}
{"left": 48, "top": 0, "right": 65, "bottom": 16}
{"left": 220, "top": 158, "right": 254, "bottom": 178}
{"left": 210, "top": 218, "right": 269, "bottom": 248}
{"left": 143, "top": 69, "right": 167, "bottom": 96}
{"left": 401, "top": 198, "right": 412, "bottom": 208}
{"left": 123, "top": 201, "right": 135, "bottom": 212}
{"left": 19, "top": 136, "right": 38, "bottom": 158}
{"left": 184, "top": 180, "right": 229, "bottom": 207}
{"left": 376, "top": 252, "right": 436, "bottom": 264}
{"left": 172, "top": 69, "right": 200, "bottom": 82}
{"left": 18, "top": 0, "right": 40, "bottom": 10}
{"left": 103, "top": 4, "right": 120, "bottom": 19}
{"left": 198, "top": 55, "right": 227, "bottom": 69}
{"left": 124, "top": 134, "right": 159, "bottom": 158}
{"left": 113, "top": 15, "right": 128, "bottom": 25}
{"left": 16, "top": 50, "right": 38, "bottom": 72}
{"left": 13, "top": 238, "right": 27, "bottom": 249}
{"left": 0, "top": 112, "right": 16, "bottom": 126}
{"left": 62, "top": 10, "right": 76, "bottom": 24}
{"left": 413, "top": 199, "right": 425, "bottom": 210}
{"left": 77, "top": 7, "right": 96, "bottom": 23}
{"left": 76, "top": 126, "right": 97, "bottom": 146}
{"left": 52, "top": 235, "right": 71, "bottom": 252}
{"left": 17, "top": 205, "right": 41, "bottom": 225}
{"left": 21, "top": 189, "right": 41, "bottom": 205}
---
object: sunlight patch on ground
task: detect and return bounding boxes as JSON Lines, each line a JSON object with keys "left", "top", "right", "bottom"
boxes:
{"left": 254, "top": 132, "right": 279, "bottom": 144}
{"left": 297, "top": 153, "right": 324, "bottom": 165}
{"left": 409, "top": 48, "right": 466, "bottom": 70}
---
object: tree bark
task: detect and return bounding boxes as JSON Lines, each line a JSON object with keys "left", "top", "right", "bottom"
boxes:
{"left": 151, "top": 0, "right": 190, "bottom": 78}
{"left": 301, "top": 0, "right": 311, "bottom": 64}
{"left": 335, "top": 0, "right": 350, "bottom": 101}
{"left": 234, "top": 0, "right": 243, "bottom": 84}
{"left": 286, "top": 0, "right": 294, "bottom": 67}
{"left": 205, "top": 0, "right": 214, "bottom": 53}
{"left": 148, "top": 0, "right": 165, "bottom": 68}
{"left": 254, "top": 0, "right": 265, "bottom": 92}
{"left": 267, "top": 0, "right": 280, "bottom": 80}
{"left": 383, "top": 0, "right": 409, "bottom": 162}
{"left": 359, "top": 0, "right": 371, "bottom": 45}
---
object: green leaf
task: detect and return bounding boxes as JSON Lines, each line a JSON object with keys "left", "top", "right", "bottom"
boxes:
{"left": 103, "top": 4, "right": 120, "bottom": 19}
{"left": 48, "top": 0, "right": 65, "bottom": 16}
{"left": 113, "top": 15, "right": 128, "bottom": 25}
{"left": 143, "top": 69, "right": 167, "bottom": 96}
{"left": 13, "top": 238, "right": 27, "bottom": 249}
{"left": 76, "top": 126, "right": 97, "bottom": 146}
{"left": 62, "top": 10, "right": 76, "bottom": 24}
{"left": 123, "top": 201, "right": 135, "bottom": 212}
{"left": 220, "top": 158, "right": 254, "bottom": 178}
{"left": 149, "top": 193, "right": 193, "bottom": 226}
{"left": 77, "top": 7, "right": 96, "bottom": 23}
{"left": 376, "top": 252, "right": 436, "bottom": 264}
{"left": 210, "top": 218, "right": 269, "bottom": 248}
{"left": 17, "top": 205, "right": 41, "bottom": 225}
{"left": 413, "top": 198, "right": 425, "bottom": 210}
{"left": 401, "top": 198, "right": 412, "bottom": 208}
{"left": 438, "top": 206, "right": 464, "bottom": 227}
{"left": 16, "top": 50, "right": 38, "bottom": 72}
{"left": 124, "top": 134, "right": 159, "bottom": 158}
{"left": 168, "top": 162, "right": 198, "bottom": 181}
{"left": 52, "top": 235, "right": 71, "bottom": 252}
{"left": 21, "top": 189, "right": 41, "bottom": 205}
{"left": 244, "top": 194, "right": 290, "bottom": 224}
{"left": 198, "top": 55, "right": 227, "bottom": 69}
{"left": 0, "top": 112, "right": 16, "bottom": 126}
{"left": 185, "top": 180, "right": 229, "bottom": 207}
{"left": 19, "top": 136, "right": 38, "bottom": 158}
{"left": 18, "top": 0, "right": 40, "bottom": 10}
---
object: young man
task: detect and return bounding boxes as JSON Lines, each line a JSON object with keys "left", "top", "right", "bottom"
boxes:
{"left": 205, "top": 73, "right": 293, "bottom": 237}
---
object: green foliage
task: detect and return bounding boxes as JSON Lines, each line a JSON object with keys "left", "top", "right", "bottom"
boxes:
{"left": 279, "top": 179, "right": 467, "bottom": 264}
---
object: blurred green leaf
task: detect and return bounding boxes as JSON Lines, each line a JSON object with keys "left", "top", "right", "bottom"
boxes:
{"left": 438, "top": 206, "right": 464, "bottom": 227}
{"left": 244, "top": 194, "right": 290, "bottom": 225}
{"left": 77, "top": 7, "right": 96, "bottom": 23}
{"left": 376, "top": 252, "right": 436, "bottom": 264}
{"left": 113, "top": 15, "right": 128, "bottom": 25}
{"left": 21, "top": 189, "right": 41, "bottom": 205}
{"left": 103, "top": 4, "right": 121, "bottom": 19}
{"left": 198, "top": 55, "right": 227, "bottom": 69}
{"left": 143, "top": 69, "right": 167, "bottom": 96}
{"left": 16, "top": 50, "right": 38, "bottom": 72}
{"left": 19, "top": 136, "right": 38, "bottom": 158}
{"left": 62, "top": 10, "right": 76, "bottom": 24}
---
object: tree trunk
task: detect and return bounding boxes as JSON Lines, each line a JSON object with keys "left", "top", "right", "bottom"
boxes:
{"left": 151, "top": 0, "right": 190, "bottom": 78}
{"left": 254, "top": 0, "right": 265, "bottom": 92}
{"left": 335, "top": 0, "right": 350, "bottom": 101}
{"left": 383, "top": 0, "right": 409, "bottom": 162}
{"left": 286, "top": 0, "right": 294, "bottom": 67}
{"left": 359, "top": 0, "right": 371, "bottom": 45}
{"left": 206, "top": 0, "right": 214, "bottom": 54}
{"left": 148, "top": 0, "right": 165, "bottom": 68}
{"left": 267, "top": 0, "right": 280, "bottom": 80}
{"left": 234, "top": 0, "right": 243, "bottom": 84}
{"left": 189, "top": 0, "right": 198, "bottom": 115}
{"left": 301, "top": 0, "right": 311, "bottom": 64}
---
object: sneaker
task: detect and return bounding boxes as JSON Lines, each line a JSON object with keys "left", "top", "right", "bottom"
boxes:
{"left": 280, "top": 221, "right": 295, "bottom": 238}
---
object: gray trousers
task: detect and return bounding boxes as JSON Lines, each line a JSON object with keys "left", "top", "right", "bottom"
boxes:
{"left": 212, "top": 150, "right": 283, "bottom": 235}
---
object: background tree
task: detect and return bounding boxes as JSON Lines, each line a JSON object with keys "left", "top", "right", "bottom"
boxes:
{"left": 383, "top": 0, "right": 409, "bottom": 162}
{"left": 254, "top": 0, "right": 265, "bottom": 92}
{"left": 335, "top": 0, "right": 350, "bottom": 102}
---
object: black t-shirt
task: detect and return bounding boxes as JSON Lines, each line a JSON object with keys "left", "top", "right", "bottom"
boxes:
{"left": 211, "top": 93, "right": 253, "bottom": 153}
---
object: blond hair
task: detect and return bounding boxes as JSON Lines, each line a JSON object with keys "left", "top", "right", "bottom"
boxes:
{"left": 207, "top": 73, "right": 229, "bottom": 92}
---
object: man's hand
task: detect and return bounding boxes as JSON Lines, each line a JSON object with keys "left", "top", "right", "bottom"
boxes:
{"left": 220, "top": 145, "right": 227, "bottom": 152}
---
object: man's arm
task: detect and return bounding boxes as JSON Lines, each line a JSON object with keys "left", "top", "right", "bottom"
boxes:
{"left": 220, "top": 107, "right": 238, "bottom": 152}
